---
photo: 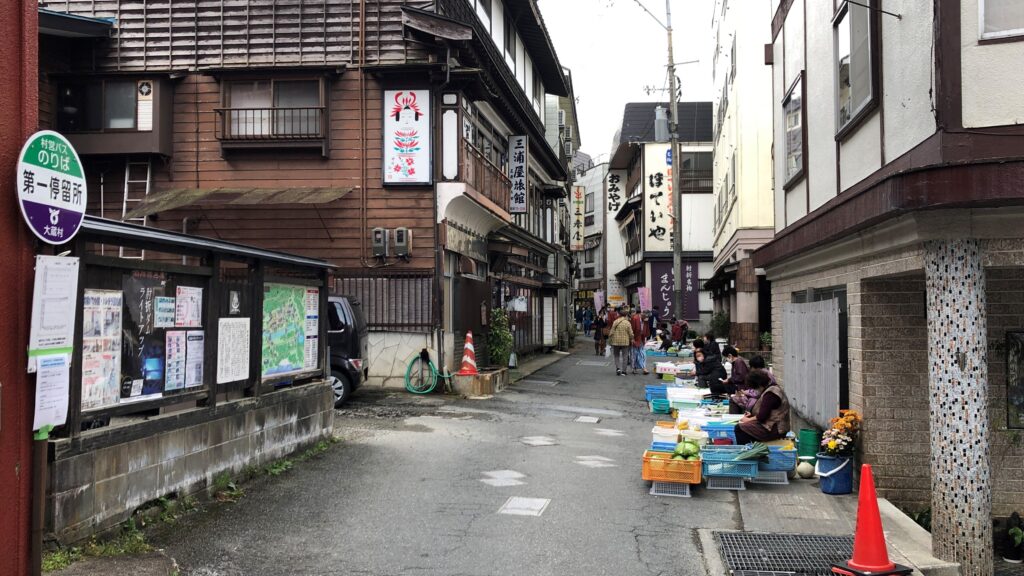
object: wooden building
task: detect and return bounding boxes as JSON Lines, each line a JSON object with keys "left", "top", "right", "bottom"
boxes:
{"left": 40, "top": 0, "right": 575, "bottom": 380}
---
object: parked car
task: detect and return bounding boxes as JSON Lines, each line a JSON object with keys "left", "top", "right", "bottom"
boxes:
{"left": 327, "top": 295, "right": 369, "bottom": 406}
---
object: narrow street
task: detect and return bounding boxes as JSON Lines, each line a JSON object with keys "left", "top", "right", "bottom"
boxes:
{"left": 159, "top": 350, "right": 739, "bottom": 576}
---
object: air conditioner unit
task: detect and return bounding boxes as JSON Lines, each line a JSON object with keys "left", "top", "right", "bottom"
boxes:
{"left": 558, "top": 109, "right": 565, "bottom": 126}
{"left": 564, "top": 141, "right": 573, "bottom": 157}
{"left": 563, "top": 125, "right": 573, "bottom": 139}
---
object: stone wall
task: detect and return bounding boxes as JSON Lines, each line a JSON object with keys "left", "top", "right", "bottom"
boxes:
{"left": 365, "top": 331, "right": 437, "bottom": 388}
{"left": 48, "top": 383, "right": 335, "bottom": 544}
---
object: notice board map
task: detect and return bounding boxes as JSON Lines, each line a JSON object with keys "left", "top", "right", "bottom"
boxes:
{"left": 262, "top": 284, "right": 318, "bottom": 377}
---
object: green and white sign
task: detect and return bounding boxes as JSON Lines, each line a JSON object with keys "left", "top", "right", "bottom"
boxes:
{"left": 17, "top": 130, "right": 87, "bottom": 245}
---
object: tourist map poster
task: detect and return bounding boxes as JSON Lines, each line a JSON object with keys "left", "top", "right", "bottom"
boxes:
{"left": 262, "top": 284, "right": 318, "bottom": 378}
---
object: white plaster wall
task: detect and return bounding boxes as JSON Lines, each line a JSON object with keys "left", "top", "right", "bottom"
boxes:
{"left": 804, "top": 0, "right": 839, "bottom": 212}
{"left": 735, "top": 3, "right": 776, "bottom": 232}
{"left": 772, "top": 38, "right": 787, "bottom": 232}
{"left": 492, "top": 0, "right": 505, "bottom": 58}
{"left": 786, "top": 181, "right": 808, "bottom": 223}
{"left": 838, "top": 113, "right": 882, "bottom": 191}
{"left": 682, "top": 194, "right": 715, "bottom": 252}
{"left": 698, "top": 261, "right": 714, "bottom": 313}
{"left": 962, "top": 0, "right": 1024, "bottom": 127}
{"left": 882, "top": 0, "right": 936, "bottom": 160}
{"left": 581, "top": 163, "right": 608, "bottom": 238}
{"left": 366, "top": 331, "right": 437, "bottom": 388}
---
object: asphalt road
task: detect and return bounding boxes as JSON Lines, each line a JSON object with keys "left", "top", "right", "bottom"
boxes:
{"left": 159, "top": 349, "right": 741, "bottom": 576}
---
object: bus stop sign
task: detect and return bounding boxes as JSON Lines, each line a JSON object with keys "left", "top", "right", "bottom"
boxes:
{"left": 17, "top": 130, "right": 87, "bottom": 245}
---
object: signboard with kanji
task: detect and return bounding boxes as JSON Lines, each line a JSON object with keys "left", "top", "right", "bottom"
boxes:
{"left": 570, "top": 186, "right": 585, "bottom": 251}
{"left": 508, "top": 135, "right": 528, "bottom": 213}
{"left": 651, "top": 261, "right": 699, "bottom": 322}
{"left": 17, "top": 130, "right": 87, "bottom": 245}
{"left": 644, "top": 143, "right": 674, "bottom": 252}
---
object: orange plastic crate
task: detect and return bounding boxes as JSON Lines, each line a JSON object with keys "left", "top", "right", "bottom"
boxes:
{"left": 641, "top": 450, "right": 702, "bottom": 484}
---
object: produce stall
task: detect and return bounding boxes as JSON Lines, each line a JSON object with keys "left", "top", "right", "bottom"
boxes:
{"left": 639, "top": 347, "right": 797, "bottom": 497}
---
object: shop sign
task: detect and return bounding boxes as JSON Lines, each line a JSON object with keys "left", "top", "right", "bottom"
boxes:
{"left": 384, "top": 90, "right": 432, "bottom": 185}
{"left": 644, "top": 143, "right": 673, "bottom": 252}
{"left": 508, "top": 135, "right": 528, "bottom": 213}
{"left": 571, "top": 186, "right": 585, "bottom": 251}
{"left": 17, "top": 130, "right": 87, "bottom": 245}
{"left": 651, "top": 261, "right": 699, "bottom": 321}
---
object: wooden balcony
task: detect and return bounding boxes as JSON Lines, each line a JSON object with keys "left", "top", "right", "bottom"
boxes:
{"left": 459, "top": 139, "right": 510, "bottom": 214}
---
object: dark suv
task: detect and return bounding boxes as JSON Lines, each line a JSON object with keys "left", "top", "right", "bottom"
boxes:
{"left": 327, "top": 295, "right": 369, "bottom": 406}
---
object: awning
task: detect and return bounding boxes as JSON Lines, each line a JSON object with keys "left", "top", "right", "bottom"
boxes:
{"left": 125, "top": 187, "right": 353, "bottom": 219}
{"left": 615, "top": 194, "right": 642, "bottom": 222}
{"left": 39, "top": 8, "right": 113, "bottom": 38}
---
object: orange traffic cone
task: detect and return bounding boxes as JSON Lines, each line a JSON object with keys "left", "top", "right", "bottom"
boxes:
{"left": 831, "top": 464, "right": 912, "bottom": 576}
{"left": 457, "top": 331, "right": 478, "bottom": 376}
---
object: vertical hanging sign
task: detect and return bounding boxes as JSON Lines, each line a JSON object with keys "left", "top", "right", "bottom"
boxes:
{"left": 570, "top": 186, "right": 585, "bottom": 251}
{"left": 508, "top": 135, "right": 528, "bottom": 213}
{"left": 384, "top": 90, "right": 432, "bottom": 185}
{"left": 644, "top": 143, "right": 672, "bottom": 252}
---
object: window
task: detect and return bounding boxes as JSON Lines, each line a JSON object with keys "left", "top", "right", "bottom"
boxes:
{"left": 585, "top": 249, "right": 595, "bottom": 264}
{"left": 224, "top": 79, "right": 322, "bottom": 139}
{"left": 557, "top": 109, "right": 565, "bottom": 126}
{"left": 834, "top": 1, "right": 875, "bottom": 132}
{"left": 504, "top": 12, "right": 517, "bottom": 63}
{"left": 58, "top": 79, "right": 139, "bottom": 132}
{"left": 585, "top": 192, "right": 594, "bottom": 214}
{"left": 476, "top": 0, "right": 492, "bottom": 30}
{"left": 564, "top": 141, "right": 573, "bottom": 157}
{"left": 563, "top": 124, "right": 573, "bottom": 140}
{"left": 532, "top": 66, "right": 544, "bottom": 104}
{"left": 981, "top": 0, "right": 1024, "bottom": 39}
{"left": 782, "top": 75, "right": 804, "bottom": 186}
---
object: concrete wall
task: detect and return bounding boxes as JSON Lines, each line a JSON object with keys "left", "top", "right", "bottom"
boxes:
{"left": 49, "top": 383, "right": 335, "bottom": 544}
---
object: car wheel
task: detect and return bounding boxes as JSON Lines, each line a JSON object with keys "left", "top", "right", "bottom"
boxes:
{"left": 329, "top": 370, "right": 353, "bottom": 408}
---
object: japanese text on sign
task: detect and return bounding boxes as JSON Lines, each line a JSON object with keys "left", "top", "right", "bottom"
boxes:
{"left": 607, "top": 172, "right": 623, "bottom": 213}
{"left": 508, "top": 135, "right": 528, "bottom": 213}
{"left": 571, "top": 186, "right": 585, "bottom": 251}
{"left": 17, "top": 131, "right": 88, "bottom": 245}
{"left": 644, "top": 143, "right": 674, "bottom": 252}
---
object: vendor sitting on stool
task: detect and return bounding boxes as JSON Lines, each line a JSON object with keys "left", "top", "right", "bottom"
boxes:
{"left": 734, "top": 370, "right": 791, "bottom": 444}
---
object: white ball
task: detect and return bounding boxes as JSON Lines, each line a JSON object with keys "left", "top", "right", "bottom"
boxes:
{"left": 796, "top": 461, "right": 815, "bottom": 479}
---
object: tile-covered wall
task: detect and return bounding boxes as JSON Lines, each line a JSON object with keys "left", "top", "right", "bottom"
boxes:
{"left": 923, "top": 239, "right": 992, "bottom": 574}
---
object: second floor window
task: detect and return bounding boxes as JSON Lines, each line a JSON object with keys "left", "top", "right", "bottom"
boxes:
{"left": 58, "top": 79, "right": 139, "bottom": 132}
{"left": 981, "top": 0, "right": 1024, "bottom": 39}
{"left": 834, "top": 0, "right": 874, "bottom": 132}
{"left": 504, "top": 11, "right": 517, "bottom": 63}
{"left": 783, "top": 75, "right": 804, "bottom": 185}
{"left": 585, "top": 193, "right": 594, "bottom": 214}
{"left": 223, "top": 79, "right": 322, "bottom": 139}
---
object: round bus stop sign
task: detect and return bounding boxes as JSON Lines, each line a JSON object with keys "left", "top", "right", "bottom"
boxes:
{"left": 16, "top": 130, "right": 87, "bottom": 245}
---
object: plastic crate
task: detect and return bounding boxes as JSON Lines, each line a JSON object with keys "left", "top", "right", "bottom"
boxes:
{"left": 705, "top": 475, "right": 746, "bottom": 490}
{"left": 650, "top": 442, "right": 677, "bottom": 452}
{"left": 679, "top": 429, "right": 709, "bottom": 446}
{"left": 700, "top": 446, "right": 759, "bottom": 478}
{"left": 661, "top": 373, "right": 676, "bottom": 382}
{"left": 644, "top": 385, "right": 667, "bottom": 401}
{"left": 641, "top": 450, "right": 702, "bottom": 484}
{"left": 649, "top": 399, "right": 671, "bottom": 414}
{"left": 652, "top": 426, "right": 679, "bottom": 444}
{"left": 669, "top": 399, "right": 702, "bottom": 411}
{"left": 702, "top": 421, "right": 738, "bottom": 443}
{"left": 760, "top": 446, "right": 798, "bottom": 472}
{"left": 749, "top": 469, "right": 790, "bottom": 485}
{"left": 649, "top": 481, "right": 691, "bottom": 498}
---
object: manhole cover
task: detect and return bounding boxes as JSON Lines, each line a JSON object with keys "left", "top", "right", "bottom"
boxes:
{"left": 714, "top": 532, "right": 853, "bottom": 576}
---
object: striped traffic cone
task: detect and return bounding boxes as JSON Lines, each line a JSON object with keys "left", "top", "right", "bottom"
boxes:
{"left": 457, "top": 331, "right": 478, "bottom": 375}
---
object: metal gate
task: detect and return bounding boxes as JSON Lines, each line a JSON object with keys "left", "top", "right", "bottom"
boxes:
{"left": 782, "top": 299, "right": 841, "bottom": 429}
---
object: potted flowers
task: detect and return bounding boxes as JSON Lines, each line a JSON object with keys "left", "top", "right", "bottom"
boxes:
{"left": 816, "top": 410, "right": 861, "bottom": 495}
{"left": 1005, "top": 512, "right": 1023, "bottom": 564}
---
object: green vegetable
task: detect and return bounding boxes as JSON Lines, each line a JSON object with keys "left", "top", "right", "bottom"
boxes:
{"left": 674, "top": 440, "right": 699, "bottom": 457}
{"left": 734, "top": 442, "right": 770, "bottom": 461}
{"left": 672, "top": 455, "right": 685, "bottom": 460}
{"left": 686, "top": 455, "right": 700, "bottom": 461}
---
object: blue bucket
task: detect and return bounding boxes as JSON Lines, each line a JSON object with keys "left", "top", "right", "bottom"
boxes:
{"left": 815, "top": 454, "right": 853, "bottom": 495}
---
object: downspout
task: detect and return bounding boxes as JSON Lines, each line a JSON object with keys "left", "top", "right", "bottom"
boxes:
{"left": 359, "top": 0, "right": 370, "bottom": 268}
{"left": 433, "top": 44, "right": 453, "bottom": 372}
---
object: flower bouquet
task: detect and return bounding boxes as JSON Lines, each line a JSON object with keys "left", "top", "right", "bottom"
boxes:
{"left": 820, "top": 410, "right": 861, "bottom": 457}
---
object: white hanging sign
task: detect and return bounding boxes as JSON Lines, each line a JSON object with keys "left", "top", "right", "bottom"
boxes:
{"left": 384, "top": 90, "right": 432, "bottom": 185}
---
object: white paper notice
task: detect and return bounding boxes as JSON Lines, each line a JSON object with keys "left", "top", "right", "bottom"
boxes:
{"left": 28, "top": 256, "right": 80, "bottom": 372}
{"left": 303, "top": 288, "right": 319, "bottom": 370}
{"left": 175, "top": 286, "right": 203, "bottom": 327}
{"left": 185, "top": 331, "right": 204, "bottom": 388}
{"left": 33, "top": 354, "right": 70, "bottom": 430}
{"left": 165, "top": 330, "right": 187, "bottom": 391}
{"left": 217, "top": 318, "right": 250, "bottom": 384}
{"left": 154, "top": 296, "right": 176, "bottom": 328}
{"left": 81, "top": 289, "right": 122, "bottom": 411}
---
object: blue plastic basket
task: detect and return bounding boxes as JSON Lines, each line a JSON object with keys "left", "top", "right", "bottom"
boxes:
{"left": 650, "top": 441, "right": 677, "bottom": 452}
{"left": 645, "top": 385, "right": 667, "bottom": 402}
{"left": 649, "top": 399, "right": 671, "bottom": 414}
{"left": 760, "top": 446, "right": 798, "bottom": 471}
{"left": 702, "top": 421, "right": 738, "bottom": 443}
{"left": 700, "top": 446, "right": 759, "bottom": 478}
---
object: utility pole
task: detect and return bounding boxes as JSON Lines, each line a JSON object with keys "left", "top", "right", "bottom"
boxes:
{"left": 665, "top": 0, "right": 684, "bottom": 321}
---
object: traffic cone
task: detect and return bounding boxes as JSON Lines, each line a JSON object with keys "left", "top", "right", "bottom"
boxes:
{"left": 457, "top": 331, "right": 478, "bottom": 376}
{"left": 831, "top": 464, "right": 912, "bottom": 576}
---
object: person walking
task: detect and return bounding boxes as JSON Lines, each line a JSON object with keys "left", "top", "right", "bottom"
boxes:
{"left": 575, "top": 306, "right": 584, "bottom": 333}
{"left": 631, "top": 310, "right": 650, "bottom": 375}
{"left": 593, "top": 310, "right": 608, "bottom": 356}
{"left": 608, "top": 306, "right": 633, "bottom": 376}
{"left": 583, "top": 306, "right": 594, "bottom": 336}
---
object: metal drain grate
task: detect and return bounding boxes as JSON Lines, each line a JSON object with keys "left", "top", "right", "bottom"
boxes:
{"left": 749, "top": 470, "right": 790, "bottom": 485}
{"left": 715, "top": 532, "right": 854, "bottom": 576}
{"left": 649, "top": 481, "right": 691, "bottom": 498}
{"left": 706, "top": 476, "right": 746, "bottom": 490}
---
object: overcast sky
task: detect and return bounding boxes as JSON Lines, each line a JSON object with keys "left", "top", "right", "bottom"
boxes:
{"left": 538, "top": 0, "right": 716, "bottom": 162}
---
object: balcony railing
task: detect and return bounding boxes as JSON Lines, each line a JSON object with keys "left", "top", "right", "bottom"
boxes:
{"left": 459, "top": 139, "right": 511, "bottom": 214}
{"left": 214, "top": 107, "right": 326, "bottom": 142}
{"left": 680, "top": 170, "right": 714, "bottom": 193}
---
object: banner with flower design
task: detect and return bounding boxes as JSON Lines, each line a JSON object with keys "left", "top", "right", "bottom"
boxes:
{"left": 383, "top": 90, "right": 431, "bottom": 185}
